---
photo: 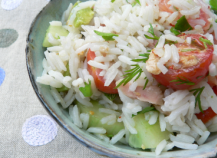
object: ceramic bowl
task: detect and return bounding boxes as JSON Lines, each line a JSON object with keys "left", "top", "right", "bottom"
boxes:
{"left": 26, "top": 0, "right": 217, "bottom": 157}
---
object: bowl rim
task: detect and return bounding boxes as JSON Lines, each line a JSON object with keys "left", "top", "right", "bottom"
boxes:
{"left": 25, "top": 1, "right": 217, "bottom": 158}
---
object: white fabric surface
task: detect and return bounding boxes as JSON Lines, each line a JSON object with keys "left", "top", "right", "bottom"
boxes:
{"left": 0, "top": 0, "right": 107, "bottom": 157}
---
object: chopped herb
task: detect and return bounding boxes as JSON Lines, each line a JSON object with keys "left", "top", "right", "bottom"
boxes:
{"left": 107, "top": 134, "right": 114, "bottom": 138}
{"left": 173, "top": 6, "right": 179, "bottom": 11}
{"left": 144, "top": 24, "right": 159, "bottom": 40}
{"left": 63, "top": 63, "right": 70, "bottom": 76}
{"left": 131, "top": 0, "right": 141, "bottom": 6}
{"left": 115, "top": 64, "right": 142, "bottom": 88}
{"left": 199, "top": 37, "right": 212, "bottom": 49}
{"left": 56, "top": 86, "right": 69, "bottom": 92}
{"left": 94, "top": 30, "right": 118, "bottom": 41}
{"left": 210, "top": 0, "right": 217, "bottom": 11}
{"left": 215, "top": 19, "right": 217, "bottom": 23}
{"left": 211, "top": 96, "right": 214, "bottom": 98}
{"left": 208, "top": 24, "right": 213, "bottom": 30}
{"left": 189, "top": 87, "right": 205, "bottom": 113}
{"left": 147, "top": 50, "right": 152, "bottom": 52}
{"left": 131, "top": 53, "right": 150, "bottom": 63}
{"left": 104, "top": 93, "right": 118, "bottom": 101}
{"left": 132, "top": 107, "right": 156, "bottom": 117}
{"left": 181, "top": 49, "right": 197, "bottom": 52}
{"left": 175, "top": 15, "right": 193, "bottom": 32}
{"left": 170, "top": 76, "right": 195, "bottom": 85}
{"left": 111, "top": 0, "right": 115, "bottom": 2}
{"left": 132, "top": 1, "right": 137, "bottom": 6}
{"left": 165, "top": 40, "right": 178, "bottom": 45}
{"left": 196, "top": 75, "right": 204, "bottom": 79}
{"left": 79, "top": 80, "right": 93, "bottom": 97}
{"left": 170, "top": 27, "right": 181, "bottom": 36}
{"left": 143, "top": 77, "right": 149, "bottom": 90}
{"left": 191, "top": 39, "right": 205, "bottom": 50}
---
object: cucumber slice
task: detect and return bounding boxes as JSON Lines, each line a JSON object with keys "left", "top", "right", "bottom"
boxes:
{"left": 73, "top": 8, "right": 94, "bottom": 28}
{"left": 129, "top": 113, "right": 170, "bottom": 149}
{"left": 76, "top": 100, "right": 124, "bottom": 136}
{"left": 42, "top": 25, "right": 68, "bottom": 47}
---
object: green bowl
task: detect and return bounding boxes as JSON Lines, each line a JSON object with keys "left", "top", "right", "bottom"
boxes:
{"left": 26, "top": 0, "right": 217, "bottom": 157}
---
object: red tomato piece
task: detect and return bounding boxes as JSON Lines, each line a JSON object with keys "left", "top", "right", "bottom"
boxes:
{"left": 152, "top": 34, "right": 214, "bottom": 90}
{"left": 87, "top": 49, "right": 118, "bottom": 94}
{"left": 159, "top": 0, "right": 210, "bottom": 32}
{"left": 195, "top": 107, "right": 216, "bottom": 124}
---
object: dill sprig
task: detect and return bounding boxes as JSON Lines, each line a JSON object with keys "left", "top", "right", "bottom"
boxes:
{"left": 104, "top": 93, "right": 118, "bottom": 101}
{"left": 170, "top": 77, "right": 195, "bottom": 85}
{"left": 131, "top": 53, "right": 150, "bottom": 63}
{"left": 143, "top": 77, "right": 149, "bottom": 90}
{"left": 189, "top": 87, "right": 205, "bottom": 113}
{"left": 144, "top": 24, "right": 159, "bottom": 40}
{"left": 115, "top": 64, "right": 142, "bottom": 88}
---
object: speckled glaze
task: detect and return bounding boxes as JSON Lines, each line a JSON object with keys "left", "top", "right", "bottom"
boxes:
{"left": 26, "top": 0, "right": 217, "bottom": 157}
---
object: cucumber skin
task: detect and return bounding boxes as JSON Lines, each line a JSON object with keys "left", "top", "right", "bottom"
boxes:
{"left": 42, "top": 25, "right": 68, "bottom": 47}
{"left": 129, "top": 113, "right": 170, "bottom": 149}
{"left": 76, "top": 100, "right": 124, "bottom": 136}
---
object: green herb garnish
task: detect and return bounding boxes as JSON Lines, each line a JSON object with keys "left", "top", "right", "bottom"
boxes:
{"left": 111, "top": 0, "right": 115, "bottom": 2}
{"left": 196, "top": 75, "right": 204, "bottom": 79}
{"left": 131, "top": 0, "right": 141, "bottom": 6}
{"left": 181, "top": 49, "right": 197, "bottom": 52}
{"left": 115, "top": 64, "right": 142, "bottom": 88}
{"left": 132, "top": 107, "right": 156, "bottom": 117}
{"left": 175, "top": 15, "right": 193, "bottom": 32}
{"left": 56, "top": 86, "right": 69, "bottom": 92}
{"left": 173, "top": 6, "right": 179, "bottom": 11}
{"left": 107, "top": 134, "right": 114, "bottom": 138}
{"left": 144, "top": 24, "right": 159, "bottom": 40}
{"left": 79, "top": 80, "right": 93, "bottom": 97}
{"left": 143, "top": 77, "right": 149, "bottom": 90}
{"left": 131, "top": 53, "right": 150, "bottom": 63}
{"left": 199, "top": 37, "right": 212, "bottom": 49}
{"left": 104, "top": 93, "right": 118, "bottom": 101}
{"left": 170, "top": 27, "right": 181, "bottom": 36}
{"left": 165, "top": 40, "right": 178, "bottom": 45}
{"left": 191, "top": 39, "right": 206, "bottom": 50}
{"left": 94, "top": 30, "right": 118, "bottom": 41}
{"left": 147, "top": 50, "right": 152, "bottom": 52}
{"left": 170, "top": 76, "right": 195, "bottom": 85}
{"left": 189, "top": 86, "right": 205, "bottom": 113}
{"left": 63, "top": 63, "right": 70, "bottom": 76}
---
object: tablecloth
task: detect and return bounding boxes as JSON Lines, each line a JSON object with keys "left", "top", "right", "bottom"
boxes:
{"left": 0, "top": 0, "right": 106, "bottom": 157}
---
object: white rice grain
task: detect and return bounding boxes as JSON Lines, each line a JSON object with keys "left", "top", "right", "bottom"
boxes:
{"left": 110, "top": 129, "right": 126, "bottom": 144}
{"left": 87, "top": 127, "right": 106, "bottom": 134}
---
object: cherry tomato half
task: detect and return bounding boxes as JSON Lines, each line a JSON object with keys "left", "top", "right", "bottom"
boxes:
{"left": 152, "top": 34, "right": 214, "bottom": 90}
{"left": 195, "top": 107, "right": 216, "bottom": 124}
{"left": 159, "top": 0, "right": 210, "bottom": 32}
{"left": 87, "top": 49, "right": 118, "bottom": 94}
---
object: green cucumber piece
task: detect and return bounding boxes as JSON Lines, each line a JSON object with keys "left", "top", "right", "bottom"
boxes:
{"left": 76, "top": 100, "right": 124, "bottom": 136}
{"left": 42, "top": 25, "right": 68, "bottom": 47}
{"left": 129, "top": 113, "right": 170, "bottom": 149}
{"left": 73, "top": 8, "right": 94, "bottom": 28}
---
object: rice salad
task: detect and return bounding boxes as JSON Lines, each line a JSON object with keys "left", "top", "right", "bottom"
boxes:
{"left": 37, "top": 0, "right": 217, "bottom": 155}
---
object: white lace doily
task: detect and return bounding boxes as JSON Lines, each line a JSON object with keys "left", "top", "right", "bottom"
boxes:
{"left": 22, "top": 115, "right": 58, "bottom": 146}
{"left": 1, "top": 0, "right": 23, "bottom": 10}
